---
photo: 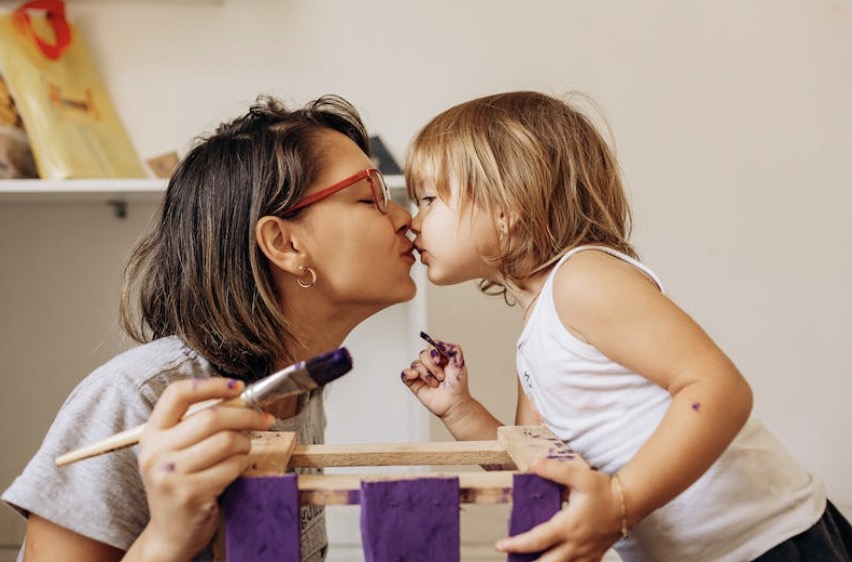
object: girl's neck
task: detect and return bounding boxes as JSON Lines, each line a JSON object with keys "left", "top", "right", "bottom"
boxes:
{"left": 504, "top": 270, "right": 551, "bottom": 320}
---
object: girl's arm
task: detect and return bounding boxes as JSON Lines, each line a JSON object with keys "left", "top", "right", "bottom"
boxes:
{"left": 22, "top": 378, "right": 274, "bottom": 562}
{"left": 515, "top": 378, "right": 541, "bottom": 426}
{"left": 401, "top": 342, "right": 504, "bottom": 440}
{"left": 497, "top": 250, "right": 752, "bottom": 560}
{"left": 555, "top": 251, "right": 752, "bottom": 524}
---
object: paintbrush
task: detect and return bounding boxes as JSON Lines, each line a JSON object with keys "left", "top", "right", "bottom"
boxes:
{"left": 419, "top": 331, "right": 449, "bottom": 362}
{"left": 55, "top": 347, "right": 353, "bottom": 467}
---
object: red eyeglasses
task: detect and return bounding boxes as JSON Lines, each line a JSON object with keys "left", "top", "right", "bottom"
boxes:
{"left": 288, "top": 168, "right": 390, "bottom": 214}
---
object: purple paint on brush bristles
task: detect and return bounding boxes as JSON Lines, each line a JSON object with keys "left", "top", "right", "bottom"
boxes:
{"left": 306, "top": 347, "right": 353, "bottom": 386}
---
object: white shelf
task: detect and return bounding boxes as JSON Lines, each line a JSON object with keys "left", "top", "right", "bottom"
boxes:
{"left": 0, "top": 179, "right": 166, "bottom": 205}
{"left": 0, "top": 175, "right": 406, "bottom": 206}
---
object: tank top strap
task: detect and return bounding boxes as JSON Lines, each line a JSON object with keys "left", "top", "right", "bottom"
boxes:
{"left": 548, "top": 245, "right": 665, "bottom": 293}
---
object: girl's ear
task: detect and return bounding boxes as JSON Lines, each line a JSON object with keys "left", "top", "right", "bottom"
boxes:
{"left": 256, "top": 216, "right": 306, "bottom": 275}
{"left": 497, "top": 209, "right": 513, "bottom": 235}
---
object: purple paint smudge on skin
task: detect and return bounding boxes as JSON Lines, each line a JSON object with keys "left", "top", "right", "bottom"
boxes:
{"left": 692, "top": 402, "right": 701, "bottom": 411}
{"left": 161, "top": 462, "right": 176, "bottom": 472}
{"left": 227, "top": 378, "right": 239, "bottom": 389}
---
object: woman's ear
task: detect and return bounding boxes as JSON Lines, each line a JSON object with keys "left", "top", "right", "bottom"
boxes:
{"left": 256, "top": 216, "right": 305, "bottom": 274}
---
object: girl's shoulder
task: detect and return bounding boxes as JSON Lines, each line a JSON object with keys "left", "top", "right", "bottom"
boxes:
{"left": 551, "top": 246, "right": 661, "bottom": 298}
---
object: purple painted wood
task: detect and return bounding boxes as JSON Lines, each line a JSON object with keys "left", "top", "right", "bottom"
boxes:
{"left": 360, "top": 477, "right": 461, "bottom": 562}
{"left": 507, "top": 473, "right": 564, "bottom": 562}
{"left": 222, "top": 474, "right": 300, "bottom": 562}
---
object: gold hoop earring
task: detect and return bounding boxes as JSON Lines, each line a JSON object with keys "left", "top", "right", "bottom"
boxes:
{"left": 297, "top": 265, "right": 317, "bottom": 288}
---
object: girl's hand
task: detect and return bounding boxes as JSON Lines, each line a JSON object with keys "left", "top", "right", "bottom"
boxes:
{"left": 132, "top": 377, "right": 274, "bottom": 561}
{"left": 495, "top": 458, "right": 624, "bottom": 562}
{"left": 400, "top": 340, "right": 471, "bottom": 418}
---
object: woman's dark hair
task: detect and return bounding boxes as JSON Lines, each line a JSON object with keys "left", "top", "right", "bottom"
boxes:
{"left": 120, "top": 95, "right": 370, "bottom": 379}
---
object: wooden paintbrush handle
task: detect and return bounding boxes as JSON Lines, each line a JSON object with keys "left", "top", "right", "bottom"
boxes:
{"left": 54, "top": 396, "right": 246, "bottom": 466}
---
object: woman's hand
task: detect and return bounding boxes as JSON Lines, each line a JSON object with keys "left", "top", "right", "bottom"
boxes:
{"left": 400, "top": 340, "right": 471, "bottom": 419}
{"left": 131, "top": 377, "right": 274, "bottom": 562}
{"left": 495, "top": 458, "right": 624, "bottom": 562}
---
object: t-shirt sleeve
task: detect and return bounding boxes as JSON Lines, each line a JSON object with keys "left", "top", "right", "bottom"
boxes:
{"left": 1, "top": 367, "right": 156, "bottom": 550}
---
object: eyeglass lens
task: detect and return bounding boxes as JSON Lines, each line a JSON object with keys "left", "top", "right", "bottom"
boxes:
{"left": 371, "top": 169, "right": 390, "bottom": 212}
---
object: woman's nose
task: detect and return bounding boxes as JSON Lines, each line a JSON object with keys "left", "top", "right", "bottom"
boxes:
{"left": 388, "top": 201, "right": 412, "bottom": 233}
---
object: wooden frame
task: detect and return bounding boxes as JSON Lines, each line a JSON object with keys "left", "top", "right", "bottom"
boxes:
{"left": 215, "top": 425, "right": 585, "bottom": 559}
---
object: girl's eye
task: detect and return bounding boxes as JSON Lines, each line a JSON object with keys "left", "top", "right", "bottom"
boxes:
{"left": 417, "top": 196, "right": 436, "bottom": 208}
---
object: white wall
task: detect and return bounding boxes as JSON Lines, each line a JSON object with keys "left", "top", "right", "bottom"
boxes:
{"left": 1, "top": 0, "right": 850, "bottom": 557}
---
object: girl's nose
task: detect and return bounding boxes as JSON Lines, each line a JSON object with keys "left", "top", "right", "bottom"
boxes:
{"left": 409, "top": 209, "right": 422, "bottom": 235}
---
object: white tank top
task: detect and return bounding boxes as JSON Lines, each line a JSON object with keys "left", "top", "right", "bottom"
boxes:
{"left": 516, "top": 245, "right": 826, "bottom": 562}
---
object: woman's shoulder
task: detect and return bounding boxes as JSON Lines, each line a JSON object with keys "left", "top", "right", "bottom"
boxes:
{"left": 66, "top": 336, "right": 217, "bottom": 410}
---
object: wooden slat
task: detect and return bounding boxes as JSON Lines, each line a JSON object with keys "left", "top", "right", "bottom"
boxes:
{"left": 295, "top": 471, "right": 537, "bottom": 505}
{"left": 289, "top": 440, "right": 513, "bottom": 467}
{"left": 244, "top": 431, "right": 297, "bottom": 477}
{"left": 498, "top": 425, "right": 587, "bottom": 471}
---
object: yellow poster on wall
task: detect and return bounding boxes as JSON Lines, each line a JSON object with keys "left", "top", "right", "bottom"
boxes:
{"left": 0, "top": 0, "right": 146, "bottom": 179}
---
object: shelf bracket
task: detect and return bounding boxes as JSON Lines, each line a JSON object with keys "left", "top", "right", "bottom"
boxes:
{"left": 106, "top": 199, "right": 128, "bottom": 219}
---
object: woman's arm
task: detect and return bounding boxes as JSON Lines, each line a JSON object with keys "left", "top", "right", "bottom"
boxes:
{"left": 23, "top": 377, "right": 274, "bottom": 562}
{"left": 23, "top": 515, "right": 122, "bottom": 562}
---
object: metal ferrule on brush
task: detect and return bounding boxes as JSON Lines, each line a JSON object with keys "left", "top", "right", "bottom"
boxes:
{"left": 240, "top": 361, "right": 315, "bottom": 408}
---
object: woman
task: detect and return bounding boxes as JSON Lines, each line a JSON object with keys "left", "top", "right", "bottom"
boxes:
{"left": 2, "top": 95, "right": 417, "bottom": 561}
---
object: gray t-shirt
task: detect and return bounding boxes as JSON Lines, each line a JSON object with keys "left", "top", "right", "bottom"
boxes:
{"left": 2, "top": 336, "right": 328, "bottom": 561}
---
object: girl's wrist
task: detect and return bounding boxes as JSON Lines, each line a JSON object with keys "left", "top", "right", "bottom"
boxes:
{"left": 440, "top": 397, "right": 499, "bottom": 439}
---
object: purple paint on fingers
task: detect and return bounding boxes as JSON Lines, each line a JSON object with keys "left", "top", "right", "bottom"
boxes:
{"left": 692, "top": 402, "right": 701, "bottom": 412}
{"left": 161, "top": 462, "right": 176, "bottom": 472}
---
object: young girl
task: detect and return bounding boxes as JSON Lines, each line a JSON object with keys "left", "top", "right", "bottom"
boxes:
{"left": 3, "top": 94, "right": 417, "bottom": 561}
{"left": 401, "top": 91, "right": 852, "bottom": 562}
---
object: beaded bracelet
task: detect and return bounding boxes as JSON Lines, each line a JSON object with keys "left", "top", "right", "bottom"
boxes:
{"left": 611, "top": 472, "right": 630, "bottom": 539}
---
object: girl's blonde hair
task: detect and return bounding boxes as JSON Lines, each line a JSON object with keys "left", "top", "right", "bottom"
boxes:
{"left": 406, "top": 91, "right": 635, "bottom": 294}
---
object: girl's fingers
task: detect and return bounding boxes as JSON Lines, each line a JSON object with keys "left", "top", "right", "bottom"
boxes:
{"left": 496, "top": 517, "right": 564, "bottom": 554}
{"left": 420, "top": 348, "right": 448, "bottom": 373}
{"left": 531, "top": 456, "right": 593, "bottom": 482}
{"left": 402, "top": 360, "right": 441, "bottom": 388}
{"left": 414, "top": 353, "right": 444, "bottom": 383}
{"left": 148, "top": 377, "right": 245, "bottom": 430}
